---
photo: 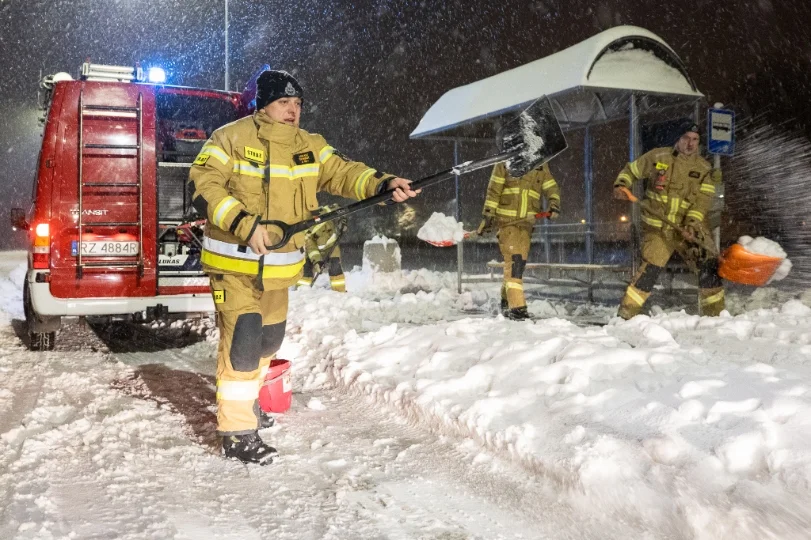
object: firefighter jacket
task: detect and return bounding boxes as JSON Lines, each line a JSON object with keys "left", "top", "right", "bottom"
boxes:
{"left": 189, "top": 112, "right": 395, "bottom": 289}
{"left": 304, "top": 218, "right": 346, "bottom": 263}
{"left": 482, "top": 162, "right": 560, "bottom": 224}
{"left": 614, "top": 147, "right": 716, "bottom": 230}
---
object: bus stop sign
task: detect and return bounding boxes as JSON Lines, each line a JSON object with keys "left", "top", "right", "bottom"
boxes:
{"left": 707, "top": 108, "right": 735, "bottom": 155}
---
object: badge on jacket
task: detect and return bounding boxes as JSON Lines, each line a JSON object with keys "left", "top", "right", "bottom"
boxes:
{"left": 293, "top": 151, "right": 315, "bottom": 165}
{"left": 244, "top": 146, "right": 265, "bottom": 164}
{"left": 213, "top": 290, "right": 226, "bottom": 304}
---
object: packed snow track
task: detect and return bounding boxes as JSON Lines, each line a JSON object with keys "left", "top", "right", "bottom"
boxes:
{"left": 2, "top": 252, "right": 811, "bottom": 539}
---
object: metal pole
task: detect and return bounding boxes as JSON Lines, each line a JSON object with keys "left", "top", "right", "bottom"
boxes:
{"left": 454, "top": 139, "right": 463, "bottom": 294}
{"left": 584, "top": 125, "right": 594, "bottom": 302}
{"left": 224, "top": 0, "right": 229, "bottom": 91}
{"left": 629, "top": 94, "right": 642, "bottom": 275}
{"left": 584, "top": 125, "right": 594, "bottom": 265}
{"left": 712, "top": 102, "right": 723, "bottom": 253}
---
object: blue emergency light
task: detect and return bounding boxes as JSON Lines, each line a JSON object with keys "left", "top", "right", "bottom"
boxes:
{"left": 147, "top": 67, "right": 167, "bottom": 84}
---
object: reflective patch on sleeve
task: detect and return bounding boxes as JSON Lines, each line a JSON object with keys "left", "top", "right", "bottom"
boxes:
{"left": 213, "top": 196, "right": 241, "bottom": 228}
{"left": 213, "top": 290, "right": 226, "bottom": 304}
{"left": 353, "top": 168, "right": 376, "bottom": 199}
{"left": 200, "top": 145, "right": 230, "bottom": 165}
{"left": 193, "top": 154, "right": 209, "bottom": 166}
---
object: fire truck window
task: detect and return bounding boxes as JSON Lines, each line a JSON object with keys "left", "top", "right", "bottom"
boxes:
{"left": 156, "top": 93, "right": 238, "bottom": 163}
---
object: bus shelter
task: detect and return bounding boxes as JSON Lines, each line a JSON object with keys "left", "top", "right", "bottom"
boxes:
{"left": 410, "top": 25, "right": 704, "bottom": 296}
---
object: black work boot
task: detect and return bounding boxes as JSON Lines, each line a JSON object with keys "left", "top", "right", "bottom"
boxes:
{"left": 506, "top": 306, "right": 531, "bottom": 321}
{"left": 222, "top": 431, "right": 278, "bottom": 465}
{"left": 259, "top": 410, "right": 276, "bottom": 429}
{"left": 500, "top": 297, "right": 508, "bottom": 314}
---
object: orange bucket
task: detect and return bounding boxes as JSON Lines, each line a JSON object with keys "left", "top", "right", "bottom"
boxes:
{"left": 258, "top": 359, "right": 292, "bottom": 413}
{"left": 718, "top": 243, "right": 784, "bottom": 286}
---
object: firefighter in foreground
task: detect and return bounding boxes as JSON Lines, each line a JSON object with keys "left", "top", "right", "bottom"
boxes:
{"left": 189, "top": 70, "right": 418, "bottom": 465}
{"left": 613, "top": 122, "right": 724, "bottom": 319}
{"left": 296, "top": 204, "right": 347, "bottom": 292}
{"left": 478, "top": 161, "right": 561, "bottom": 320}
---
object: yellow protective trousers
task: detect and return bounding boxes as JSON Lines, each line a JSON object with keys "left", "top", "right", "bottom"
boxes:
{"left": 618, "top": 227, "right": 725, "bottom": 319}
{"left": 210, "top": 274, "right": 288, "bottom": 435}
{"left": 297, "top": 246, "right": 345, "bottom": 292}
{"left": 497, "top": 224, "right": 532, "bottom": 309}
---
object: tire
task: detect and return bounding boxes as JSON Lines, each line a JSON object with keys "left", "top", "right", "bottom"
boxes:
{"left": 23, "top": 280, "right": 59, "bottom": 351}
{"left": 29, "top": 331, "right": 55, "bottom": 351}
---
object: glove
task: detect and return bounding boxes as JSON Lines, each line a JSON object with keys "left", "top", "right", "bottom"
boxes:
{"left": 547, "top": 205, "right": 560, "bottom": 221}
{"left": 613, "top": 185, "right": 631, "bottom": 200}
{"left": 681, "top": 218, "right": 703, "bottom": 243}
{"left": 710, "top": 169, "right": 722, "bottom": 184}
{"left": 311, "top": 260, "right": 323, "bottom": 276}
{"left": 477, "top": 216, "right": 494, "bottom": 235}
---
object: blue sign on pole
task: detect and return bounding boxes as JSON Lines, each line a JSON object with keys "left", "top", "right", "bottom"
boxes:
{"left": 707, "top": 108, "right": 735, "bottom": 155}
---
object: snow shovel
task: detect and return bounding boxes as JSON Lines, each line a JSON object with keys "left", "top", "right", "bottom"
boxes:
{"left": 422, "top": 211, "right": 553, "bottom": 247}
{"left": 260, "top": 97, "right": 567, "bottom": 251}
{"left": 618, "top": 187, "right": 781, "bottom": 285}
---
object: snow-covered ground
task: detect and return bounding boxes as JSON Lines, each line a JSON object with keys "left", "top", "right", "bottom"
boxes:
{"left": 2, "top": 250, "right": 811, "bottom": 539}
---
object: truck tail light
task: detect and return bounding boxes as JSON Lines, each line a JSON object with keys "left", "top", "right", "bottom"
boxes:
{"left": 32, "top": 222, "right": 51, "bottom": 269}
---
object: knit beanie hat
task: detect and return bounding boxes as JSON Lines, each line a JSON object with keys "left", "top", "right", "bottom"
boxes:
{"left": 255, "top": 70, "right": 304, "bottom": 110}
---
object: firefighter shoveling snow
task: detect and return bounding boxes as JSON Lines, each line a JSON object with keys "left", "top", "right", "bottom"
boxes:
{"left": 3, "top": 250, "right": 811, "bottom": 538}
{"left": 417, "top": 212, "right": 466, "bottom": 247}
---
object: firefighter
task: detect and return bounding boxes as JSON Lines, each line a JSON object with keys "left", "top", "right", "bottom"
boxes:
{"left": 189, "top": 70, "right": 418, "bottom": 465}
{"left": 297, "top": 204, "right": 347, "bottom": 292}
{"left": 613, "top": 121, "right": 724, "bottom": 319}
{"left": 478, "top": 161, "right": 561, "bottom": 320}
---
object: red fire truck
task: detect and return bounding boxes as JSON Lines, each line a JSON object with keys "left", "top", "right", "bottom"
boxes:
{"left": 12, "top": 62, "right": 253, "bottom": 350}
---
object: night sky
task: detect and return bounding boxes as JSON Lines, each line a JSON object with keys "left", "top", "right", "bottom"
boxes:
{"left": 2, "top": 0, "right": 810, "bottom": 250}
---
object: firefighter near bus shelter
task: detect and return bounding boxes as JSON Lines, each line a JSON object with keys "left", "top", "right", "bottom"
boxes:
{"left": 188, "top": 70, "right": 418, "bottom": 465}
{"left": 478, "top": 161, "right": 561, "bottom": 321}
{"left": 613, "top": 121, "right": 724, "bottom": 320}
{"left": 296, "top": 204, "right": 347, "bottom": 292}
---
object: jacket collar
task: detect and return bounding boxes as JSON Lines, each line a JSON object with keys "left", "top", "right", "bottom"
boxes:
{"left": 253, "top": 111, "right": 298, "bottom": 146}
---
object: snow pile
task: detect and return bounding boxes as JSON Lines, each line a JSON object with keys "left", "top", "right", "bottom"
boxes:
{"left": 589, "top": 45, "right": 695, "bottom": 94}
{"left": 737, "top": 235, "right": 793, "bottom": 283}
{"left": 365, "top": 235, "right": 399, "bottom": 246}
{"left": 416, "top": 212, "right": 465, "bottom": 244}
{"left": 738, "top": 235, "right": 786, "bottom": 258}
{"left": 283, "top": 272, "right": 811, "bottom": 537}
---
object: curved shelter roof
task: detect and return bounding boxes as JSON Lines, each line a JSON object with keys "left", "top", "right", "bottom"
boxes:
{"left": 410, "top": 25, "right": 703, "bottom": 140}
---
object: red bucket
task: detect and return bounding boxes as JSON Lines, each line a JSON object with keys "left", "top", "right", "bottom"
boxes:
{"left": 258, "top": 359, "right": 292, "bottom": 413}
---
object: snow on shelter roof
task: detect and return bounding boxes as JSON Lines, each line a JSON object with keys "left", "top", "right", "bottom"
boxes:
{"left": 410, "top": 26, "right": 703, "bottom": 140}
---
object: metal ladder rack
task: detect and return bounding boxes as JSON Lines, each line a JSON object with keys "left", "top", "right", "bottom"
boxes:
{"left": 77, "top": 89, "right": 144, "bottom": 278}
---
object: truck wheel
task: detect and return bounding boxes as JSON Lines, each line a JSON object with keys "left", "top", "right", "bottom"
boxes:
{"left": 23, "top": 280, "right": 59, "bottom": 351}
{"left": 29, "top": 331, "right": 56, "bottom": 351}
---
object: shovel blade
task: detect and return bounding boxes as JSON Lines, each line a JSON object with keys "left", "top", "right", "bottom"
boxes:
{"left": 498, "top": 96, "right": 567, "bottom": 177}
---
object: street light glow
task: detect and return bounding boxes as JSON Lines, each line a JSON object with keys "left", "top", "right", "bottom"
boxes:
{"left": 619, "top": 215, "right": 628, "bottom": 222}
